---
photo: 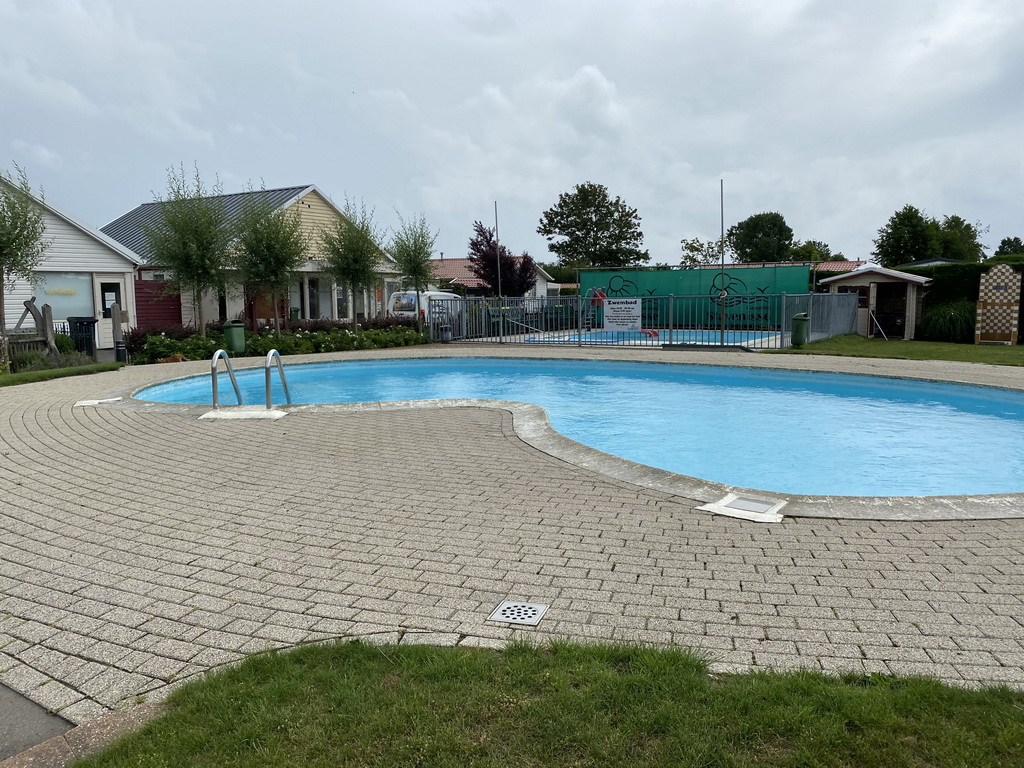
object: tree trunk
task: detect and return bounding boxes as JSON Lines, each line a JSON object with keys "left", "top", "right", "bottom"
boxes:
{"left": 195, "top": 288, "right": 207, "bottom": 338}
{"left": 0, "top": 295, "right": 8, "bottom": 373}
{"left": 272, "top": 290, "right": 280, "bottom": 337}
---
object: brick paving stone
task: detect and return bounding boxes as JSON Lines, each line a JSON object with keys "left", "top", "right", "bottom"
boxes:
{"left": 2, "top": 347, "right": 1024, "bottom": 727}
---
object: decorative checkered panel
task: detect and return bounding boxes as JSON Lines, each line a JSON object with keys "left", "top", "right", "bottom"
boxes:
{"left": 975, "top": 264, "right": 1021, "bottom": 345}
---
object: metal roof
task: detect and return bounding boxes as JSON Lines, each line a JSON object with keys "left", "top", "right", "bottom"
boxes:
{"left": 100, "top": 185, "right": 313, "bottom": 262}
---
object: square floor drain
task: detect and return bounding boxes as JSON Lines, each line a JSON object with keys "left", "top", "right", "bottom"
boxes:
{"left": 697, "top": 493, "right": 786, "bottom": 523}
{"left": 487, "top": 601, "right": 549, "bottom": 626}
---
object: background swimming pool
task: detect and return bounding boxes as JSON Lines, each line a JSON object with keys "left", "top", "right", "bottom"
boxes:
{"left": 137, "top": 358, "right": 1024, "bottom": 497}
{"left": 524, "top": 330, "right": 776, "bottom": 344}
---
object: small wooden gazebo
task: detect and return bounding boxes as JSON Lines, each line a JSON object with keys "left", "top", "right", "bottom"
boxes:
{"left": 819, "top": 265, "right": 931, "bottom": 340}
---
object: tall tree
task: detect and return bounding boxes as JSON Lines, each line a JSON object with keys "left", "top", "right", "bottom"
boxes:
{"left": 726, "top": 212, "right": 794, "bottom": 263}
{"left": 232, "top": 185, "right": 309, "bottom": 335}
{"left": 995, "top": 236, "right": 1024, "bottom": 257}
{"left": 466, "top": 221, "right": 537, "bottom": 296}
{"left": 537, "top": 182, "right": 648, "bottom": 269}
{"left": 142, "top": 164, "right": 232, "bottom": 337}
{"left": 680, "top": 236, "right": 728, "bottom": 266}
{"left": 388, "top": 212, "right": 437, "bottom": 333}
{"left": 872, "top": 205, "right": 942, "bottom": 268}
{"left": 938, "top": 215, "right": 987, "bottom": 262}
{"left": 0, "top": 165, "right": 51, "bottom": 372}
{"left": 320, "top": 198, "right": 384, "bottom": 330}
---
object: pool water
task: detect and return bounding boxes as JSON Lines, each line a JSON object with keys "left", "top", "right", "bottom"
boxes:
{"left": 136, "top": 358, "right": 1024, "bottom": 497}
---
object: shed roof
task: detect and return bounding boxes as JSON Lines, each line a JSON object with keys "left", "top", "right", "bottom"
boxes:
{"left": 431, "top": 256, "right": 554, "bottom": 289}
{"left": 819, "top": 264, "right": 932, "bottom": 286}
{"left": 688, "top": 260, "right": 865, "bottom": 272}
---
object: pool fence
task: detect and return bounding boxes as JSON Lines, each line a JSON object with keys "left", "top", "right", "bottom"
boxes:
{"left": 427, "top": 293, "right": 858, "bottom": 349}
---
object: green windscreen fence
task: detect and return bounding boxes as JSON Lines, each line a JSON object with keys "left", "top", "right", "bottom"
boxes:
{"left": 579, "top": 265, "right": 811, "bottom": 327}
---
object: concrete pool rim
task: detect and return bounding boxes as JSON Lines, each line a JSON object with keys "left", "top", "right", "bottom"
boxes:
{"left": 114, "top": 349, "right": 1024, "bottom": 522}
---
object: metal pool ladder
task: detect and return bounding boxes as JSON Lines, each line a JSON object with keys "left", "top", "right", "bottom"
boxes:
{"left": 265, "top": 349, "right": 292, "bottom": 409}
{"left": 211, "top": 349, "right": 243, "bottom": 408}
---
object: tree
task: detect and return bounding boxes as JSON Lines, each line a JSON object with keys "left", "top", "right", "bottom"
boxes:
{"left": 320, "top": 198, "right": 384, "bottom": 330}
{"left": 788, "top": 240, "right": 846, "bottom": 262}
{"left": 937, "top": 215, "right": 987, "bottom": 262}
{"left": 872, "top": 205, "right": 941, "bottom": 268}
{"left": 995, "top": 236, "right": 1024, "bottom": 256}
{"left": 388, "top": 212, "right": 437, "bottom": 333}
{"left": 0, "top": 165, "right": 51, "bottom": 372}
{"left": 537, "top": 182, "right": 648, "bottom": 269}
{"left": 466, "top": 221, "right": 537, "bottom": 296}
{"left": 538, "top": 262, "right": 576, "bottom": 284}
{"left": 726, "top": 212, "right": 794, "bottom": 263}
{"left": 232, "top": 185, "right": 309, "bottom": 335}
{"left": 143, "top": 165, "right": 232, "bottom": 337}
{"left": 680, "top": 236, "right": 728, "bottom": 266}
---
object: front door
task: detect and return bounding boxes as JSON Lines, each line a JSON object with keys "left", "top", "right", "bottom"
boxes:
{"left": 93, "top": 274, "right": 127, "bottom": 350}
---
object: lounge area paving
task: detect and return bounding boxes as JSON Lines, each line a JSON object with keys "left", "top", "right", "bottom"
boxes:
{"left": 1, "top": 346, "right": 1023, "bottom": 728}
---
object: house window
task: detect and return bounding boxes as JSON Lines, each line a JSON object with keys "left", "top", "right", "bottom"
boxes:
{"left": 837, "top": 285, "right": 869, "bottom": 309}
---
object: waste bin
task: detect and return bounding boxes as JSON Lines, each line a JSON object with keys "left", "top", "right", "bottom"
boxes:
{"left": 438, "top": 324, "right": 452, "bottom": 343}
{"left": 223, "top": 320, "right": 246, "bottom": 354}
{"left": 791, "top": 313, "right": 810, "bottom": 348}
{"left": 289, "top": 307, "right": 300, "bottom": 322}
{"left": 67, "top": 317, "right": 98, "bottom": 357}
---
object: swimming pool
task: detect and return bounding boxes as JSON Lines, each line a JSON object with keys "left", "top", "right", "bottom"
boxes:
{"left": 136, "top": 358, "right": 1024, "bottom": 497}
{"left": 523, "top": 329, "right": 777, "bottom": 345}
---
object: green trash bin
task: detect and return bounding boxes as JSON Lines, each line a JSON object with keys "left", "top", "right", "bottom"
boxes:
{"left": 791, "top": 313, "right": 810, "bottom": 348}
{"left": 223, "top": 320, "right": 246, "bottom": 354}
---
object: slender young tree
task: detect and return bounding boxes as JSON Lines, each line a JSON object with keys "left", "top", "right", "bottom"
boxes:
{"left": 232, "top": 185, "right": 309, "bottom": 336}
{"left": 388, "top": 212, "right": 437, "bottom": 333}
{"left": 680, "top": 236, "right": 729, "bottom": 266}
{"left": 142, "top": 164, "right": 232, "bottom": 337}
{"left": 0, "top": 165, "right": 51, "bottom": 372}
{"left": 466, "top": 220, "right": 537, "bottom": 296}
{"left": 320, "top": 199, "right": 384, "bottom": 332}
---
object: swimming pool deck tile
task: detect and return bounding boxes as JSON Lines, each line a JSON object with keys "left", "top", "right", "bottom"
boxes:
{"left": 2, "top": 346, "right": 1024, "bottom": 727}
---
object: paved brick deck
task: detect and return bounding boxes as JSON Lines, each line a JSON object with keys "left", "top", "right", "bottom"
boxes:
{"left": 1, "top": 347, "right": 1023, "bottom": 724}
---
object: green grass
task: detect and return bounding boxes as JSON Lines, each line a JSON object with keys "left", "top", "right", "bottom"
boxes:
{"left": 0, "top": 362, "right": 124, "bottom": 386}
{"left": 74, "top": 641, "right": 1024, "bottom": 768}
{"left": 775, "top": 334, "right": 1024, "bottom": 366}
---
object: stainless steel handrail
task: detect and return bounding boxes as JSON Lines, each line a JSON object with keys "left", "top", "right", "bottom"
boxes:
{"left": 265, "top": 349, "right": 292, "bottom": 409}
{"left": 211, "top": 349, "right": 243, "bottom": 408}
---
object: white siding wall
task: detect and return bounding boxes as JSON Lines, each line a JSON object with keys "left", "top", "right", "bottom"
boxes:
{"left": 3, "top": 280, "right": 37, "bottom": 330}
{"left": 36, "top": 210, "right": 137, "bottom": 274}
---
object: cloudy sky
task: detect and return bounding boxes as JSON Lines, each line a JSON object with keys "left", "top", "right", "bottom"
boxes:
{"left": 2, "top": 0, "right": 1022, "bottom": 266}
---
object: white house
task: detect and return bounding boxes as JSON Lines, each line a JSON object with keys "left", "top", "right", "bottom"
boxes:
{"left": 1, "top": 178, "right": 140, "bottom": 359}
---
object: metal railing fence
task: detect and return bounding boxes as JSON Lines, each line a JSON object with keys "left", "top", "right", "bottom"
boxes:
{"left": 426, "top": 293, "right": 857, "bottom": 349}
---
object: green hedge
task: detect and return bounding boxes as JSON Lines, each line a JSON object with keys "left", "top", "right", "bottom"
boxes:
{"left": 903, "top": 257, "right": 1024, "bottom": 306}
{"left": 134, "top": 326, "right": 429, "bottom": 364}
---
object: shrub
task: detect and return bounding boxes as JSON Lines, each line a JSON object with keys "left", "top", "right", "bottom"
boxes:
{"left": 54, "top": 333, "right": 75, "bottom": 355}
{"left": 920, "top": 300, "right": 976, "bottom": 344}
{"left": 58, "top": 350, "right": 95, "bottom": 368}
{"left": 11, "top": 349, "right": 56, "bottom": 373}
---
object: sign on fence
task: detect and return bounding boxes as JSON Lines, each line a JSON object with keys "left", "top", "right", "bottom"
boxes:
{"left": 604, "top": 298, "right": 642, "bottom": 332}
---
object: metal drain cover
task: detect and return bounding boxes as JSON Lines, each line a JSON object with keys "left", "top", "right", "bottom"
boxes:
{"left": 487, "top": 601, "right": 549, "bottom": 626}
{"left": 696, "top": 493, "right": 786, "bottom": 523}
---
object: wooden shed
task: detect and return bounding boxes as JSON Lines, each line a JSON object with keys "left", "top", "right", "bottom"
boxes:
{"left": 819, "top": 265, "right": 931, "bottom": 340}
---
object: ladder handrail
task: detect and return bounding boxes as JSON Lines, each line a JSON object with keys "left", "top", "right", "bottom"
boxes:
{"left": 265, "top": 349, "right": 292, "bottom": 409}
{"left": 211, "top": 349, "right": 243, "bottom": 409}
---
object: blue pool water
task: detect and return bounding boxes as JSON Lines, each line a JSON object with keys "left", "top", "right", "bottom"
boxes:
{"left": 136, "top": 358, "right": 1024, "bottom": 497}
{"left": 524, "top": 330, "right": 775, "bottom": 345}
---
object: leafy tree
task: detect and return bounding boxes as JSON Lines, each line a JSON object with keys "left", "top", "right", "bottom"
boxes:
{"left": 680, "top": 236, "right": 728, "bottom": 266}
{"left": 0, "top": 164, "right": 51, "bottom": 372}
{"left": 872, "top": 204, "right": 942, "bottom": 268}
{"left": 388, "top": 212, "right": 437, "bottom": 333}
{"left": 539, "top": 262, "right": 576, "bottom": 284}
{"left": 143, "top": 165, "right": 232, "bottom": 337}
{"left": 938, "top": 215, "right": 987, "bottom": 262}
{"left": 994, "top": 236, "right": 1024, "bottom": 257}
{"left": 466, "top": 221, "right": 537, "bottom": 296}
{"left": 726, "top": 212, "right": 794, "bottom": 263}
{"left": 320, "top": 198, "right": 384, "bottom": 331}
{"left": 232, "top": 185, "right": 309, "bottom": 335}
{"left": 788, "top": 240, "right": 846, "bottom": 262}
{"left": 537, "top": 182, "right": 649, "bottom": 268}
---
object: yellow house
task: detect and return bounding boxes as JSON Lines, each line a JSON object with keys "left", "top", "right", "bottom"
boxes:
{"left": 819, "top": 265, "right": 931, "bottom": 340}
{"left": 102, "top": 185, "right": 403, "bottom": 328}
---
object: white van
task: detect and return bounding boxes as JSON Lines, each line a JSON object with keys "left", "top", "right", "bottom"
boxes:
{"left": 387, "top": 290, "right": 462, "bottom": 322}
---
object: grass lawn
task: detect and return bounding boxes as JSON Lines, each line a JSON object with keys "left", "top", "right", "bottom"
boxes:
{"left": 774, "top": 335, "right": 1024, "bottom": 366}
{"left": 74, "top": 641, "right": 1023, "bottom": 768}
{"left": 0, "top": 362, "right": 123, "bottom": 386}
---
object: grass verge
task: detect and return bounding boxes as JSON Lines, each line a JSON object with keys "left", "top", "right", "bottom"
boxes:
{"left": 0, "top": 362, "right": 124, "bottom": 387}
{"left": 773, "top": 334, "right": 1024, "bottom": 366}
{"left": 74, "top": 640, "right": 1024, "bottom": 768}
